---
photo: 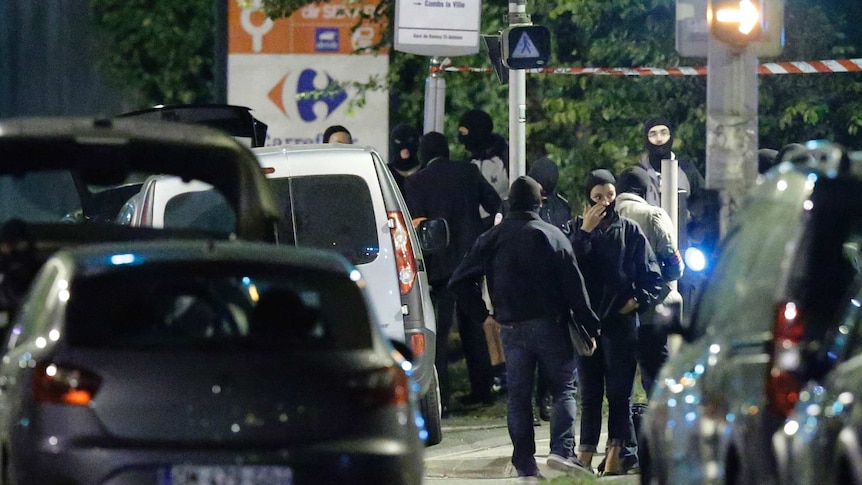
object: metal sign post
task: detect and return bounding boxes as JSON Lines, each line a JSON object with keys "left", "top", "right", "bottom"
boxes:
{"left": 507, "top": 0, "right": 528, "bottom": 181}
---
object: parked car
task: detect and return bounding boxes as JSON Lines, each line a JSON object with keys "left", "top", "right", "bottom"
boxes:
{"left": 772, "top": 270, "right": 862, "bottom": 485}
{"left": 640, "top": 141, "right": 862, "bottom": 485}
{"left": 0, "top": 239, "right": 425, "bottom": 484}
{"left": 119, "top": 143, "right": 447, "bottom": 445}
{"left": 0, "top": 116, "right": 281, "bottom": 314}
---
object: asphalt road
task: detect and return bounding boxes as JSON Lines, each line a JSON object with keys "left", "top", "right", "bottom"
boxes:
{"left": 424, "top": 415, "right": 640, "bottom": 484}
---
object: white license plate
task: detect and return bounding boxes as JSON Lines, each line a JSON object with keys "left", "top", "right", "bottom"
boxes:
{"left": 162, "top": 465, "right": 294, "bottom": 485}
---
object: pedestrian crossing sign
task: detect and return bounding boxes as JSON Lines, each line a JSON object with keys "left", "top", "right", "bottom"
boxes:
{"left": 501, "top": 25, "right": 550, "bottom": 69}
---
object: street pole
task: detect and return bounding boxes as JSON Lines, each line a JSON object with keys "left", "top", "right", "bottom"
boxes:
{"left": 507, "top": 0, "right": 527, "bottom": 181}
{"left": 423, "top": 57, "right": 446, "bottom": 134}
{"left": 705, "top": 36, "right": 759, "bottom": 237}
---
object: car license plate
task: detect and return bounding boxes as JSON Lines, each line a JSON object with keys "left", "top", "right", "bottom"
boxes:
{"left": 161, "top": 465, "right": 294, "bottom": 485}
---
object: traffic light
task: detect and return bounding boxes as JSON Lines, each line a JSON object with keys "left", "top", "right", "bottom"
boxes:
{"left": 501, "top": 25, "right": 550, "bottom": 70}
{"left": 708, "top": 0, "right": 763, "bottom": 46}
{"left": 707, "top": 0, "right": 784, "bottom": 55}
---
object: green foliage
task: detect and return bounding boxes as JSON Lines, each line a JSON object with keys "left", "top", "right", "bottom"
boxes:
{"left": 92, "top": 0, "right": 862, "bottom": 204}
{"left": 91, "top": 0, "right": 217, "bottom": 106}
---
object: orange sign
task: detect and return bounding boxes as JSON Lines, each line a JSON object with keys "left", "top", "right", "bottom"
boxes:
{"left": 228, "top": 0, "right": 387, "bottom": 55}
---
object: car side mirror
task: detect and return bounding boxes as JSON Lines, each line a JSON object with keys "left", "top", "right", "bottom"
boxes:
{"left": 416, "top": 218, "right": 449, "bottom": 253}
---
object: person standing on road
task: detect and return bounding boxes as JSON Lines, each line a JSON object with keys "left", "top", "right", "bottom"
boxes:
{"left": 387, "top": 124, "right": 422, "bottom": 193}
{"left": 403, "top": 131, "right": 502, "bottom": 416}
{"left": 457, "top": 109, "right": 510, "bottom": 229}
{"left": 570, "top": 169, "right": 663, "bottom": 476}
{"left": 527, "top": 156, "right": 573, "bottom": 422}
{"left": 449, "top": 176, "right": 600, "bottom": 481}
{"left": 615, "top": 166, "right": 684, "bottom": 397}
{"left": 637, "top": 117, "right": 704, "bottom": 207}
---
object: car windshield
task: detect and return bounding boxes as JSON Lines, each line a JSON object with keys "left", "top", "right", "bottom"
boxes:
{"left": 65, "top": 262, "right": 373, "bottom": 351}
{"left": 272, "top": 175, "right": 379, "bottom": 265}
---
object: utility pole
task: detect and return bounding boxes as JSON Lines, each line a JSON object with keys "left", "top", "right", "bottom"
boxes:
{"left": 705, "top": 37, "right": 758, "bottom": 236}
{"left": 507, "top": 0, "right": 528, "bottom": 181}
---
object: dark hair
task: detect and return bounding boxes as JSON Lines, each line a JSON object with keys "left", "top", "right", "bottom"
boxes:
{"left": 323, "top": 125, "right": 352, "bottom": 143}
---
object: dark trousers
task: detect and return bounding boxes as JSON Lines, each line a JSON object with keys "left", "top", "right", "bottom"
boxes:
{"left": 432, "top": 283, "right": 492, "bottom": 410}
{"left": 637, "top": 316, "right": 669, "bottom": 398}
{"left": 501, "top": 318, "right": 579, "bottom": 476}
{"left": 578, "top": 311, "right": 638, "bottom": 455}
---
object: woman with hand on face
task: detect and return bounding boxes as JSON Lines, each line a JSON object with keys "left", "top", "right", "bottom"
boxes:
{"left": 568, "top": 169, "right": 663, "bottom": 476}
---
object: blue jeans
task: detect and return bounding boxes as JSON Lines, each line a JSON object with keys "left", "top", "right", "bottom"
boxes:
{"left": 500, "top": 318, "right": 579, "bottom": 476}
{"left": 578, "top": 311, "right": 638, "bottom": 459}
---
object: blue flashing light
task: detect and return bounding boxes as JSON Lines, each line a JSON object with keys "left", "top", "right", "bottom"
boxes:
{"left": 684, "top": 247, "right": 708, "bottom": 272}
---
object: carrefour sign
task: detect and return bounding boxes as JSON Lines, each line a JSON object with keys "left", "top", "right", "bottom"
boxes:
{"left": 228, "top": 0, "right": 389, "bottom": 155}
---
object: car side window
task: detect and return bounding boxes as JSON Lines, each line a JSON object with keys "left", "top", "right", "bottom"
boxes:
{"left": 270, "top": 175, "right": 379, "bottom": 265}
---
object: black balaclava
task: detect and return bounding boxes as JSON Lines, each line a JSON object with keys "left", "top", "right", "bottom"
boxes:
{"left": 617, "top": 166, "right": 651, "bottom": 199}
{"left": 584, "top": 168, "right": 617, "bottom": 215}
{"left": 418, "top": 131, "right": 450, "bottom": 166}
{"left": 457, "top": 109, "right": 494, "bottom": 157}
{"left": 508, "top": 176, "right": 543, "bottom": 212}
{"left": 527, "top": 157, "right": 559, "bottom": 195}
{"left": 389, "top": 124, "right": 421, "bottom": 171}
{"left": 643, "top": 117, "right": 674, "bottom": 171}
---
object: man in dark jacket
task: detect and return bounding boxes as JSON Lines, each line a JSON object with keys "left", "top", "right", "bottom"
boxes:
{"left": 404, "top": 131, "right": 502, "bottom": 414}
{"left": 449, "top": 176, "right": 599, "bottom": 480}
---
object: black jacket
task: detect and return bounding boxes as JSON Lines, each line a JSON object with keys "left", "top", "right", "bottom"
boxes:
{"left": 448, "top": 211, "right": 600, "bottom": 337}
{"left": 404, "top": 157, "right": 501, "bottom": 284}
{"left": 570, "top": 211, "right": 663, "bottom": 320}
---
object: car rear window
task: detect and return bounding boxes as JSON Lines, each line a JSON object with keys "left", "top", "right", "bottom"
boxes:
{"left": 270, "top": 175, "right": 379, "bottom": 265}
{"left": 65, "top": 263, "right": 373, "bottom": 351}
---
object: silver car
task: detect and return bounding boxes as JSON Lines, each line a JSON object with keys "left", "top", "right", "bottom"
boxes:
{"left": 641, "top": 142, "right": 862, "bottom": 485}
{"left": 119, "top": 144, "right": 446, "bottom": 445}
{"left": 0, "top": 240, "right": 424, "bottom": 484}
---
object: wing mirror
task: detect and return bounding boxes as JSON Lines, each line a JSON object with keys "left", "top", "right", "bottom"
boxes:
{"left": 416, "top": 218, "right": 449, "bottom": 253}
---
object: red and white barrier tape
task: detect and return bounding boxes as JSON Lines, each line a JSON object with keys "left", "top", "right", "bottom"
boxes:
{"left": 434, "top": 58, "right": 862, "bottom": 76}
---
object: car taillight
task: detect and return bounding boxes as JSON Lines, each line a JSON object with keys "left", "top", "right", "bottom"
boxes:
{"left": 387, "top": 211, "right": 417, "bottom": 295}
{"left": 409, "top": 332, "right": 426, "bottom": 358}
{"left": 32, "top": 363, "right": 102, "bottom": 406}
{"left": 766, "top": 301, "right": 805, "bottom": 417}
{"left": 348, "top": 365, "right": 410, "bottom": 408}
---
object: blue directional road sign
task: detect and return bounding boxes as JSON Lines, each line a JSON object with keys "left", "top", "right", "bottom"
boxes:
{"left": 501, "top": 25, "right": 550, "bottom": 70}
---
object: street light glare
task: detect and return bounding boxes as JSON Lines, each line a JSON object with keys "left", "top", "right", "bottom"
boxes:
{"left": 716, "top": 0, "right": 761, "bottom": 35}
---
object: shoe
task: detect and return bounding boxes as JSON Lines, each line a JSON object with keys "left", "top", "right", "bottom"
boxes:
{"left": 546, "top": 453, "right": 594, "bottom": 477}
{"left": 458, "top": 392, "right": 495, "bottom": 406}
{"left": 518, "top": 471, "right": 545, "bottom": 483}
{"left": 597, "top": 451, "right": 640, "bottom": 475}
{"left": 492, "top": 374, "right": 508, "bottom": 394}
{"left": 538, "top": 393, "right": 552, "bottom": 422}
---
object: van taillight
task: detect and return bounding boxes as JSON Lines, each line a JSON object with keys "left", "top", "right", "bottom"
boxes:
{"left": 766, "top": 301, "right": 805, "bottom": 417}
{"left": 32, "top": 363, "right": 102, "bottom": 406}
{"left": 387, "top": 211, "right": 417, "bottom": 295}
{"left": 348, "top": 365, "right": 410, "bottom": 408}
{"left": 409, "top": 332, "right": 426, "bottom": 358}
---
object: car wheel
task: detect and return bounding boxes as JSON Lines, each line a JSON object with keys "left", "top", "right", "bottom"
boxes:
{"left": 420, "top": 367, "right": 443, "bottom": 446}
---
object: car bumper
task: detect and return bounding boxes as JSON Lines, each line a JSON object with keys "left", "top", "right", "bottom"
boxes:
{"left": 12, "top": 436, "right": 424, "bottom": 485}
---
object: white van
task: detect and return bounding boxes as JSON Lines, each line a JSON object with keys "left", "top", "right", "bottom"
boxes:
{"left": 118, "top": 144, "right": 445, "bottom": 445}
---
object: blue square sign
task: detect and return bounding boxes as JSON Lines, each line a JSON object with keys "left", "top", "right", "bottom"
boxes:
{"left": 315, "top": 28, "right": 340, "bottom": 52}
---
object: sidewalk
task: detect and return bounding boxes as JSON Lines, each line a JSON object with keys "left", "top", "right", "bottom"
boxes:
{"left": 424, "top": 416, "right": 638, "bottom": 483}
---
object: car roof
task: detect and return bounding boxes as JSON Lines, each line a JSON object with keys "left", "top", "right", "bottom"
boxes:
{"left": 253, "top": 143, "right": 378, "bottom": 157}
{"left": 0, "top": 117, "right": 282, "bottom": 239}
{"left": 54, "top": 239, "right": 358, "bottom": 277}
